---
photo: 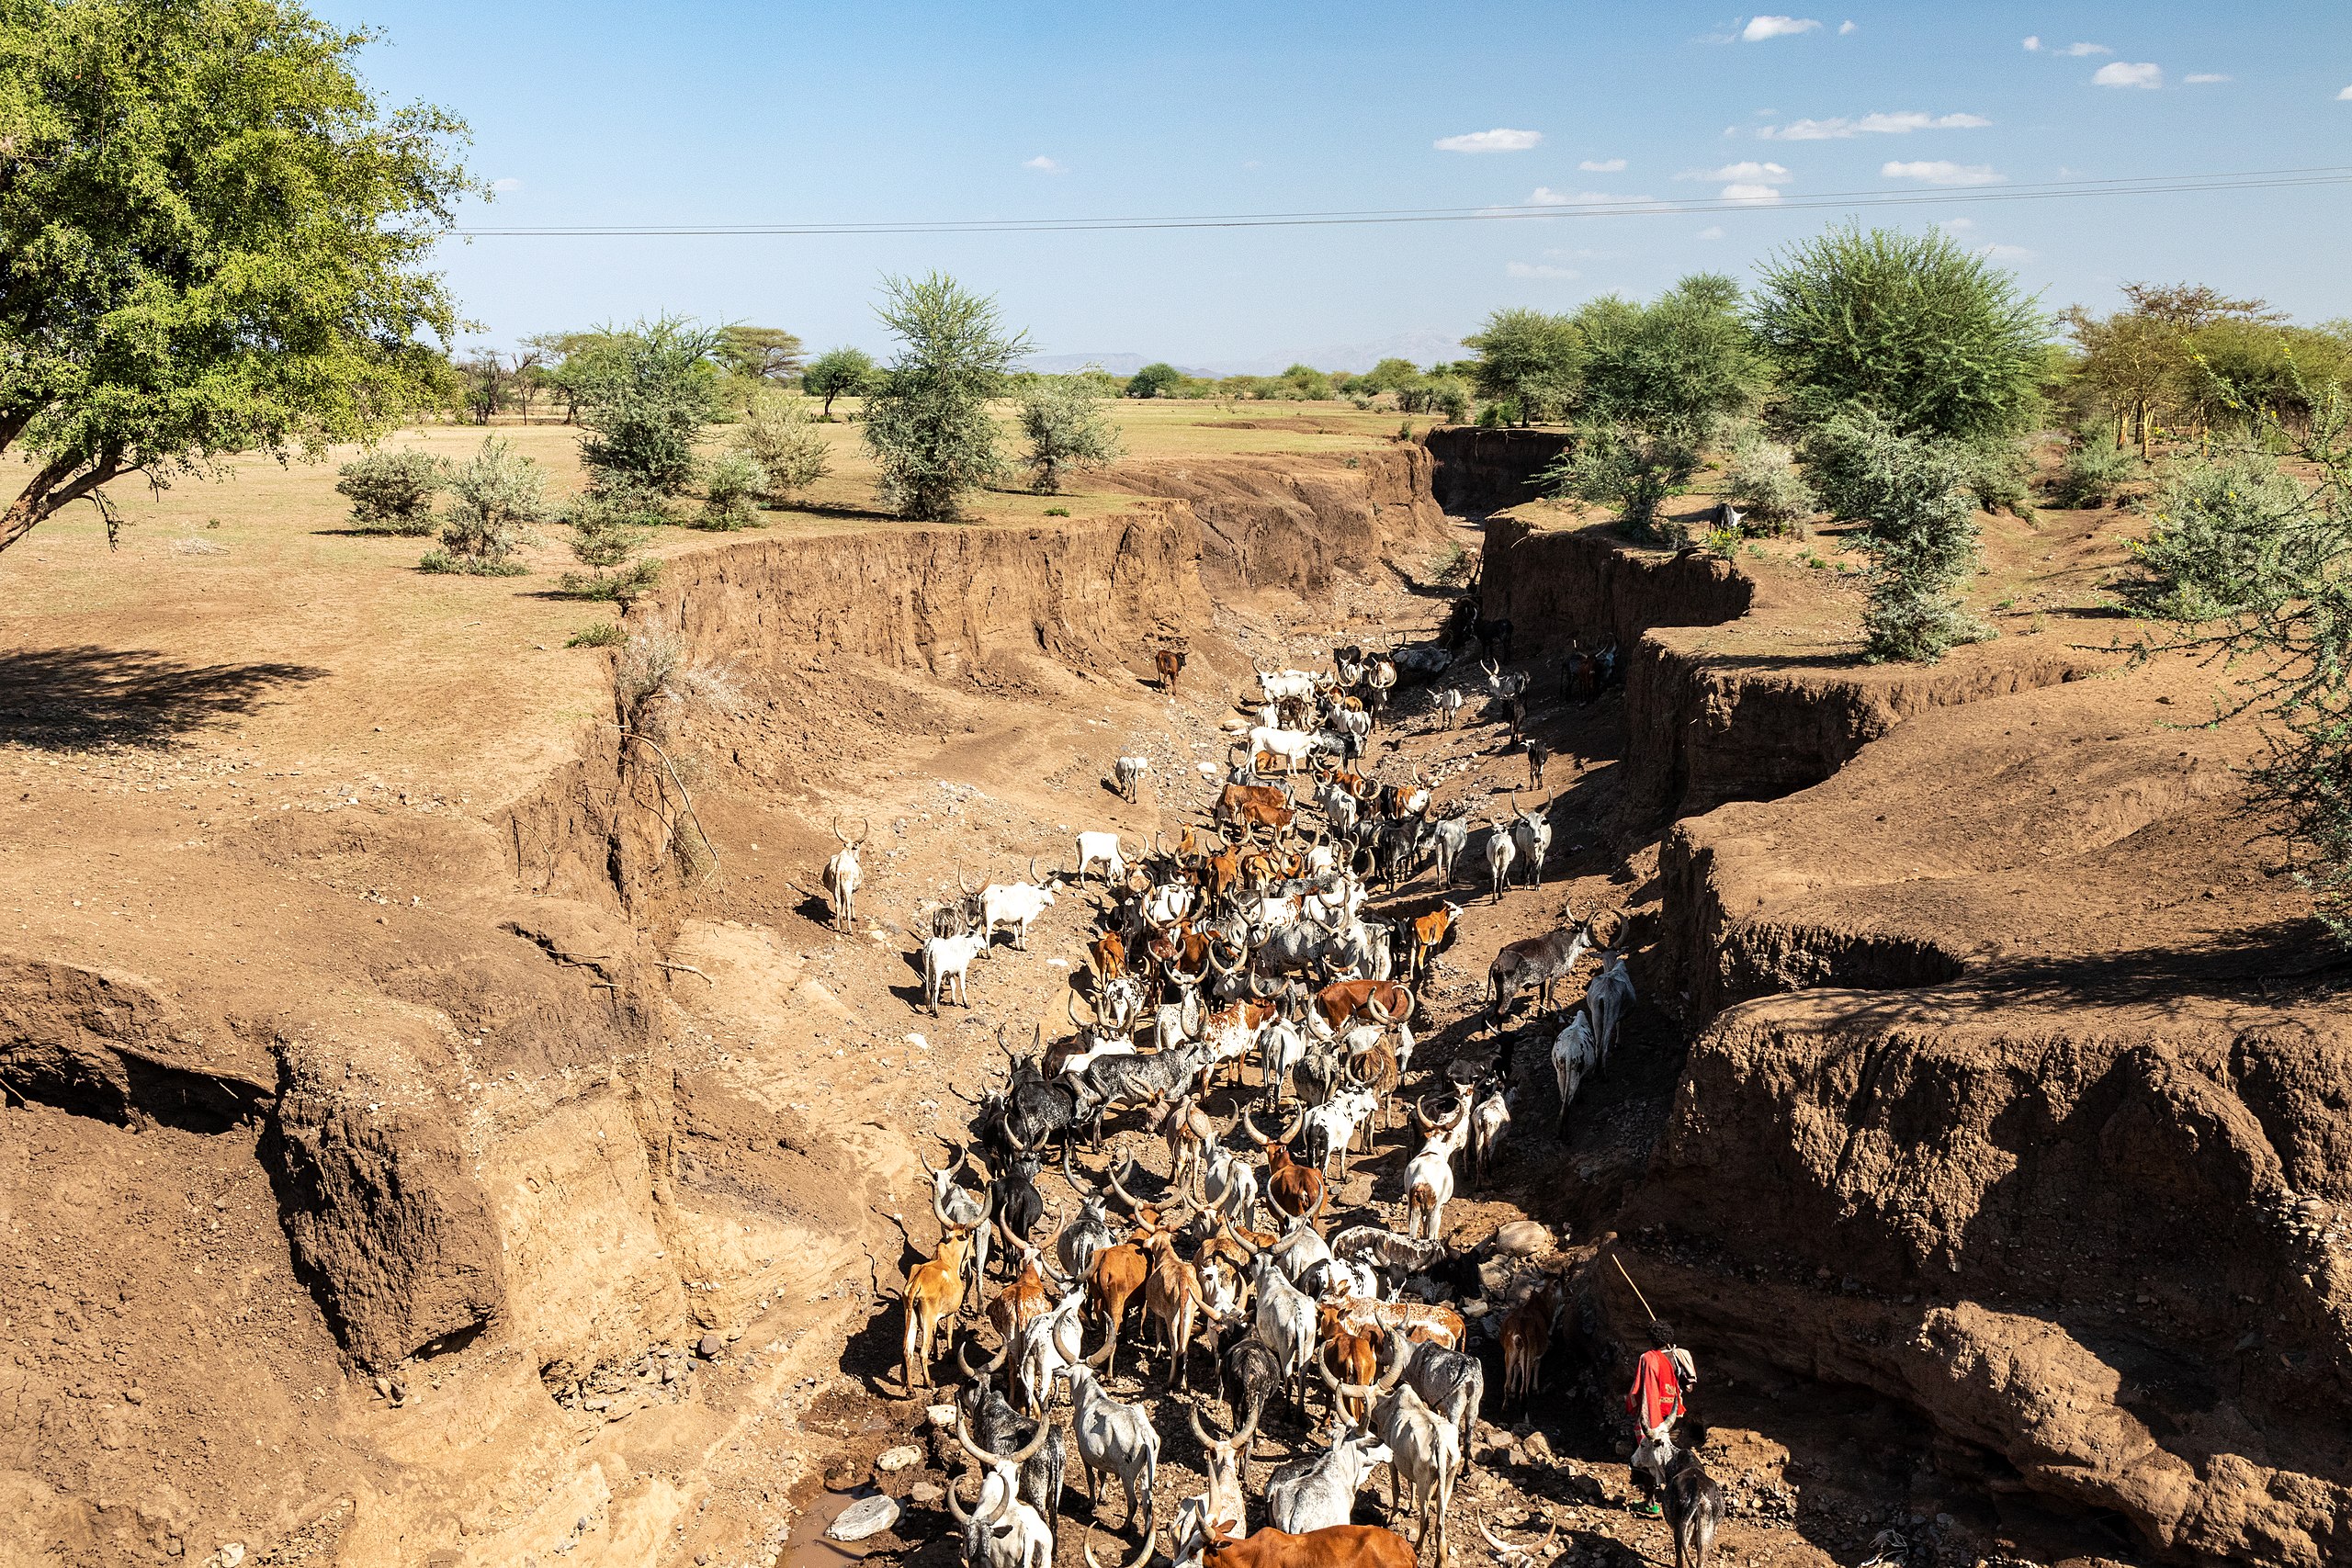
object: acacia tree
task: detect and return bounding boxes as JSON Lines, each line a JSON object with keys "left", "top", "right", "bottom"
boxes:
{"left": 803, "top": 347, "right": 878, "bottom": 417}
{"left": 1749, "top": 225, "right": 2047, "bottom": 443}
{"left": 862, "top": 274, "right": 1030, "bottom": 521}
{"left": 1018, "top": 377, "right": 1123, "bottom": 493}
{"left": 717, "top": 326, "right": 806, "bottom": 385}
{"left": 571, "top": 318, "right": 726, "bottom": 495}
{"left": 0, "top": 0, "right": 474, "bottom": 557}
{"left": 1542, "top": 274, "right": 1760, "bottom": 537}
{"left": 1463, "top": 308, "right": 1582, "bottom": 425}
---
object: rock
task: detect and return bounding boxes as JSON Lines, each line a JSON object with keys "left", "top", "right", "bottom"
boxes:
{"left": 909, "top": 1483, "right": 944, "bottom": 1506}
{"left": 826, "top": 1495, "right": 901, "bottom": 1542}
{"left": 1522, "top": 1431, "right": 1554, "bottom": 1462}
{"left": 1491, "top": 1220, "right": 1549, "bottom": 1258}
{"left": 696, "top": 1334, "right": 725, "bottom": 1359}
{"left": 209, "top": 1549, "right": 245, "bottom": 1568}
{"left": 876, "top": 1444, "right": 922, "bottom": 1473}
{"left": 926, "top": 1404, "right": 958, "bottom": 1428}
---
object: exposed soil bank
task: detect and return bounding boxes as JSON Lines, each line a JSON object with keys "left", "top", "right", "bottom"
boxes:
{"left": 1423, "top": 426, "right": 1574, "bottom": 515}
{"left": 1476, "top": 516, "right": 1750, "bottom": 658}
{"left": 1103, "top": 444, "right": 1450, "bottom": 594}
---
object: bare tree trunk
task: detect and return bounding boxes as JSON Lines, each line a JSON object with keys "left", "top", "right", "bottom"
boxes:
{"left": 0, "top": 453, "right": 119, "bottom": 558}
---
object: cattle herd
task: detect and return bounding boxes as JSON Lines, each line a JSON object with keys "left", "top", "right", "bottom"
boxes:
{"left": 842, "top": 607, "right": 1726, "bottom": 1568}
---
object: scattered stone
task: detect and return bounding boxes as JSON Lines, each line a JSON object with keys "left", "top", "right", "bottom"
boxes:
{"left": 876, "top": 1444, "right": 922, "bottom": 1473}
{"left": 909, "top": 1482, "right": 944, "bottom": 1506}
{"left": 826, "top": 1495, "right": 900, "bottom": 1542}
{"left": 1523, "top": 1431, "right": 1554, "bottom": 1462}
{"left": 927, "top": 1404, "right": 958, "bottom": 1428}
{"left": 697, "top": 1334, "right": 725, "bottom": 1359}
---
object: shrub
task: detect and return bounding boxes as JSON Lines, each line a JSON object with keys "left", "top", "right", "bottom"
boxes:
{"left": 1962, "top": 437, "right": 2035, "bottom": 516}
{"left": 1125, "top": 362, "right": 1183, "bottom": 399}
{"left": 1044, "top": 506, "right": 1069, "bottom": 516}
{"left": 729, "top": 389, "right": 831, "bottom": 503}
{"left": 559, "top": 502, "right": 662, "bottom": 602}
{"left": 614, "top": 626, "right": 742, "bottom": 740}
{"left": 697, "top": 450, "right": 770, "bottom": 530}
{"left": 573, "top": 317, "right": 726, "bottom": 494}
{"left": 567, "top": 620, "right": 628, "bottom": 648}
{"left": 432, "top": 436, "right": 545, "bottom": 572}
{"left": 1718, "top": 434, "right": 1817, "bottom": 529}
{"left": 1804, "top": 412, "right": 1989, "bottom": 662}
{"left": 1463, "top": 307, "right": 1581, "bottom": 424}
{"left": 2118, "top": 454, "right": 2307, "bottom": 622}
{"left": 557, "top": 559, "right": 662, "bottom": 601}
{"left": 1427, "top": 378, "right": 1473, "bottom": 424}
{"left": 335, "top": 449, "right": 443, "bottom": 534}
{"left": 1542, "top": 425, "right": 1697, "bottom": 542}
{"left": 1018, "top": 376, "right": 1124, "bottom": 493}
{"left": 2046, "top": 440, "right": 2140, "bottom": 509}
{"left": 569, "top": 476, "right": 675, "bottom": 530}
{"left": 863, "top": 273, "right": 1029, "bottom": 520}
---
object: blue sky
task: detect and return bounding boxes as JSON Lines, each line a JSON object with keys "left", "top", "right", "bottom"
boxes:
{"left": 333, "top": 2, "right": 2352, "bottom": 371}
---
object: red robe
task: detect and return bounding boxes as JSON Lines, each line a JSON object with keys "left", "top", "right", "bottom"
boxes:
{"left": 1624, "top": 1348, "right": 1686, "bottom": 1435}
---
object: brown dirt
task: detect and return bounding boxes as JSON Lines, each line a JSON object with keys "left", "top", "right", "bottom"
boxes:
{"left": 6, "top": 416, "right": 2343, "bottom": 1568}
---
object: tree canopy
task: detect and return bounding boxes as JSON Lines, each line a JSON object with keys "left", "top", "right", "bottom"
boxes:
{"left": 1749, "top": 225, "right": 2048, "bottom": 443}
{"left": 1463, "top": 309, "right": 1583, "bottom": 425}
{"left": 571, "top": 318, "right": 726, "bottom": 495}
{"left": 862, "top": 273, "right": 1029, "bottom": 520}
{"left": 717, "top": 326, "right": 806, "bottom": 384}
{"left": 804, "top": 346, "right": 878, "bottom": 416}
{"left": 0, "top": 0, "right": 477, "bottom": 555}
{"left": 1125, "top": 362, "right": 1183, "bottom": 400}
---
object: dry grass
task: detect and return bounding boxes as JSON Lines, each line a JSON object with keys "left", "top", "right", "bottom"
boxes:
{"left": 0, "top": 400, "right": 1405, "bottom": 802}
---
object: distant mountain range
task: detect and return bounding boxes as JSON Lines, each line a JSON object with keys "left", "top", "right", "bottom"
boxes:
{"left": 1024, "top": 329, "right": 1465, "bottom": 379}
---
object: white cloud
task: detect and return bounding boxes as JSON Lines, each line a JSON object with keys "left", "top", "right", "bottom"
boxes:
{"left": 2022, "top": 35, "right": 2041, "bottom": 51}
{"left": 1979, "top": 243, "right": 2036, "bottom": 262}
{"left": 2061, "top": 41, "right": 2112, "bottom": 57}
{"left": 1023, "top": 155, "right": 1066, "bottom": 173}
{"left": 2093, "top": 62, "right": 2162, "bottom": 88}
{"left": 1882, "top": 159, "right": 2004, "bottom": 186}
{"left": 1741, "top": 15, "right": 1820, "bottom": 40}
{"left": 1697, "top": 225, "right": 1727, "bottom": 240}
{"left": 2183, "top": 73, "right": 2231, "bottom": 85}
{"left": 2337, "top": 85, "right": 2352, "bottom": 100}
{"left": 1722, "top": 184, "right": 1783, "bottom": 203}
{"left": 1506, "top": 262, "right": 1580, "bottom": 280}
{"left": 1838, "top": 19, "right": 1856, "bottom": 34}
{"left": 1526, "top": 187, "right": 1654, "bottom": 206}
{"left": 1577, "top": 157, "right": 1628, "bottom": 172}
{"left": 1434, "top": 128, "right": 1543, "bottom": 153}
{"left": 1760, "top": 110, "right": 1991, "bottom": 140}
{"left": 1939, "top": 217, "right": 1976, "bottom": 231}
{"left": 1681, "top": 160, "right": 1793, "bottom": 184}
{"left": 490, "top": 176, "right": 524, "bottom": 193}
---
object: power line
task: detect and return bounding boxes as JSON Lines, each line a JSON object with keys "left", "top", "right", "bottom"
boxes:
{"left": 448, "top": 164, "right": 2352, "bottom": 239}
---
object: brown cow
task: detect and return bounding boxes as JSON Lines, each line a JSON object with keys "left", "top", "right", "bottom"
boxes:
{"left": 1500, "top": 1277, "right": 1564, "bottom": 1412}
{"left": 1406, "top": 902, "right": 1462, "bottom": 984}
{"left": 1157, "top": 649, "right": 1187, "bottom": 692}
{"left": 1085, "top": 1240, "right": 1150, "bottom": 1379}
{"left": 1199, "top": 1526, "right": 1417, "bottom": 1568}
{"left": 1310, "top": 978, "right": 1417, "bottom": 1034}
{"left": 1089, "top": 930, "right": 1126, "bottom": 982}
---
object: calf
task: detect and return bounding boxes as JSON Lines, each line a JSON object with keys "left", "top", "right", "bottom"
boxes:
{"left": 1467, "top": 1075, "right": 1511, "bottom": 1188}
{"left": 1525, "top": 739, "right": 1551, "bottom": 791}
{"left": 1157, "top": 648, "right": 1188, "bottom": 691}
{"left": 1089, "top": 930, "right": 1128, "bottom": 983}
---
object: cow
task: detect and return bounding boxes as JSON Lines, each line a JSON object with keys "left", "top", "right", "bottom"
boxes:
{"left": 1405, "top": 903, "right": 1460, "bottom": 985}
{"left": 822, "top": 817, "right": 868, "bottom": 933}
{"left": 1636, "top": 1427, "right": 1726, "bottom": 1568}
{"left": 1157, "top": 649, "right": 1188, "bottom": 692}
{"left": 1199, "top": 1528, "right": 1416, "bottom": 1568}
{"left": 1487, "top": 900, "right": 1599, "bottom": 1021}
{"left": 1585, "top": 949, "right": 1636, "bottom": 1073}
{"left": 1306, "top": 978, "right": 1414, "bottom": 1037}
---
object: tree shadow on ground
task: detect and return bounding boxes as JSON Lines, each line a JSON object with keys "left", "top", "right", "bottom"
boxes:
{"left": 0, "top": 647, "right": 326, "bottom": 750}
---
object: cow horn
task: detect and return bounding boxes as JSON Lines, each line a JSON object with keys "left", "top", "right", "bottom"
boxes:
{"left": 1105, "top": 1161, "right": 1148, "bottom": 1213}
{"left": 1069, "top": 990, "right": 1097, "bottom": 1029}
{"left": 1238, "top": 1110, "right": 1273, "bottom": 1146}
{"left": 944, "top": 1464, "right": 976, "bottom": 1527}
{"left": 831, "top": 816, "right": 852, "bottom": 846}
{"left": 958, "top": 1340, "right": 1007, "bottom": 1381}
{"left": 958, "top": 867, "right": 978, "bottom": 896}
{"left": 1007, "top": 1414, "right": 1052, "bottom": 1463}
{"left": 1028, "top": 855, "right": 1044, "bottom": 886}
{"left": 956, "top": 1414, "right": 1003, "bottom": 1465}
{"left": 1509, "top": 791, "right": 1521, "bottom": 817}
{"left": 1187, "top": 1401, "right": 1222, "bottom": 1449}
